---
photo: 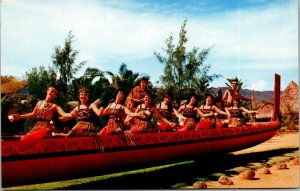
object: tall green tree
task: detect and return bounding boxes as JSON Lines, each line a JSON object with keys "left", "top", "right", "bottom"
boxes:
{"left": 52, "top": 31, "right": 86, "bottom": 97}
{"left": 154, "top": 20, "right": 221, "bottom": 103}
{"left": 25, "top": 66, "right": 57, "bottom": 102}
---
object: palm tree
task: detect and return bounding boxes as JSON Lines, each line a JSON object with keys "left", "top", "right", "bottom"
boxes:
{"left": 1, "top": 76, "right": 33, "bottom": 134}
{"left": 71, "top": 67, "right": 110, "bottom": 102}
{"left": 73, "top": 67, "right": 106, "bottom": 87}
{"left": 1, "top": 76, "right": 28, "bottom": 94}
{"left": 225, "top": 78, "right": 245, "bottom": 92}
{"left": 1, "top": 76, "right": 28, "bottom": 103}
{"left": 106, "top": 63, "right": 139, "bottom": 95}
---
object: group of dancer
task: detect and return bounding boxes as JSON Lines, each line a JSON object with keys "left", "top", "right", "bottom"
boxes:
{"left": 9, "top": 76, "right": 258, "bottom": 141}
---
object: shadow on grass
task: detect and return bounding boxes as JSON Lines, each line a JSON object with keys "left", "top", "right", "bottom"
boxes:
{"left": 62, "top": 147, "right": 298, "bottom": 189}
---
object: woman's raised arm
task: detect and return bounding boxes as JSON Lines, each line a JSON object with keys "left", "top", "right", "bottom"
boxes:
{"left": 213, "top": 106, "right": 228, "bottom": 116}
{"left": 10, "top": 101, "right": 40, "bottom": 121}
{"left": 123, "top": 106, "right": 144, "bottom": 118}
{"left": 55, "top": 105, "right": 73, "bottom": 121}
{"left": 196, "top": 107, "right": 214, "bottom": 118}
{"left": 240, "top": 107, "right": 258, "bottom": 114}
{"left": 152, "top": 107, "right": 176, "bottom": 127}
{"left": 88, "top": 99, "right": 104, "bottom": 116}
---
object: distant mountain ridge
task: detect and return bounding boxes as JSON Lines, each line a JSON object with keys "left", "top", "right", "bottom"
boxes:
{"left": 210, "top": 87, "right": 275, "bottom": 101}
{"left": 212, "top": 81, "right": 298, "bottom": 114}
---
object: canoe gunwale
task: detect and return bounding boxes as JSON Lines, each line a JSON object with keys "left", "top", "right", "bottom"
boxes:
{"left": 2, "top": 121, "right": 280, "bottom": 187}
{"left": 2, "top": 121, "right": 280, "bottom": 160}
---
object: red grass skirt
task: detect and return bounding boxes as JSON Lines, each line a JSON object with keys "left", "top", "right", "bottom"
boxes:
{"left": 66, "top": 121, "right": 98, "bottom": 137}
{"left": 229, "top": 118, "right": 245, "bottom": 127}
{"left": 129, "top": 119, "right": 156, "bottom": 133}
{"left": 215, "top": 118, "right": 228, "bottom": 128}
{"left": 156, "top": 120, "right": 176, "bottom": 132}
{"left": 195, "top": 118, "right": 215, "bottom": 130}
{"left": 21, "top": 121, "right": 54, "bottom": 141}
{"left": 99, "top": 119, "right": 125, "bottom": 136}
{"left": 177, "top": 118, "right": 196, "bottom": 131}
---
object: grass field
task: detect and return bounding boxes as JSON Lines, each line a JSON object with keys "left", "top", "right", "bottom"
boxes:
{"left": 5, "top": 147, "right": 298, "bottom": 190}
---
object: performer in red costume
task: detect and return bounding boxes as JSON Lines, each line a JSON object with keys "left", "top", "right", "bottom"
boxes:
{"left": 65, "top": 88, "right": 101, "bottom": 137}
{"left": 196, "top": 94, "right": 228, "bottom": 129}
{"left": 9, "top": 86, "right": 69, "bottom": 140}
{"left": 127, "top": 92, "right": 176, "bottom": 133}
{"left": 93, "top": 89, "right": 144, "bottom": 136}
{"left": 177, "top": 95, "right": 200, "bottom": 131}
{"left": 225, "top": 99, "right": 257, "bottom": 127}
{"left": 155, "top": 93, "right": 179, "bottom": 132}
{"left": 125, "top": 76, "right": 150, "bottom": 112}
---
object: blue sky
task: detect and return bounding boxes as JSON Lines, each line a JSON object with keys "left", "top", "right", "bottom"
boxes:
{"left": 1, "top": 0, "right": 298, "bottom": 91}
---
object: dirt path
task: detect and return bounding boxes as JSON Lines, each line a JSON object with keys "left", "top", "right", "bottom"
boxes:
{"left": 207, "top": 160, "right": 299, "bottom": 188}
{"left": 233, "top": 132, "right": 299, "bottom": 154}
{"left": 194, "top": 132, "right": 299, "bottom": 189}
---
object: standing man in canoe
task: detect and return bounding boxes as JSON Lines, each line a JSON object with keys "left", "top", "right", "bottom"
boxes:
{"left": 125, "top": 76, "right": 150, "bottom": 112}
{"left": 222, "top": 77, "right": 253, "bottom": 107}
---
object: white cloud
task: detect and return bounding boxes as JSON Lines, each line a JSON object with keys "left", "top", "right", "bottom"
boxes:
{"left": 188, "top": 3, "right": 298, "bottom": 68}
{"left": 249, "top": 80, "right": 267, "bottom": 91}
{"left": 1, "top": 0, "right": 298, "bottom": 91}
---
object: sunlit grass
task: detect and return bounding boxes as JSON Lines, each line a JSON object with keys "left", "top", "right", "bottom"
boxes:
{"left": 5, "top": 160, "right": 195, "bottom": 190}
{"left": 260, "top": 150, "right": 298, "bottom": 166}
{"left": 226, "top": 150, "right": 299, "bottom": 175}
{"left": 4, "top": 149, "right": 299, "bottom": 190}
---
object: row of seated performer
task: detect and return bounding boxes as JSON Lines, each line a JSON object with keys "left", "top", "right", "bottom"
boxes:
{"left": 8, "top": 77, "right": 257, "bottom": 141}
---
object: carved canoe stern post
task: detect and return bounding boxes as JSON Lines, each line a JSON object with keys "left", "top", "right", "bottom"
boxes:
{"left": 273, "top": 73, "right": 281, "bottom": 121}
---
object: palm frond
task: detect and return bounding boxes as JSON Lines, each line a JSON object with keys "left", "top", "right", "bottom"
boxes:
{"left": 1, "top": 76, "right": 28, "bottom": 94}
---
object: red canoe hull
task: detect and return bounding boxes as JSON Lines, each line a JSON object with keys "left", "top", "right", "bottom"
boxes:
{"left": 2, "top": 122, "right": 280, "bottom": 187}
